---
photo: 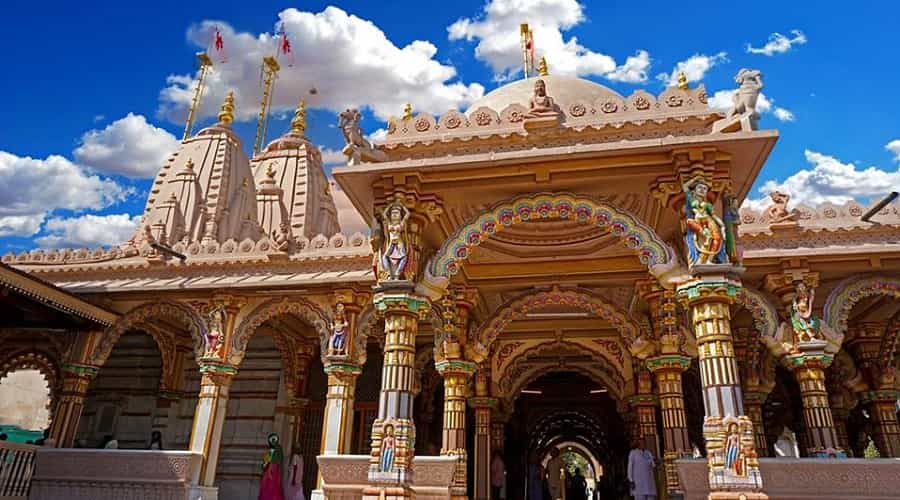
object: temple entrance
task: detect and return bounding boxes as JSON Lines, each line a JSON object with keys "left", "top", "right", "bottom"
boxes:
{"left": 503, "top": 372, "right": 629, "bottom": 500}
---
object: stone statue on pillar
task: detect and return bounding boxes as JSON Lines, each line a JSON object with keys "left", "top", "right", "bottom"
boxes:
{"left": 682, "top": 175, "right": 728, "bottom": 267}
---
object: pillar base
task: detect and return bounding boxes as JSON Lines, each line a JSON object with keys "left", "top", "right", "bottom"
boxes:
{"left": 362, "top": 486, "right": 412, "bottom": 500}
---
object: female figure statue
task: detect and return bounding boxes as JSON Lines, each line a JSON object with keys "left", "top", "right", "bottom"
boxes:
{"left": 329, "top": 303, "right": 348, "bottom": 355}
{"left": 724, "top": 423, "right": 744, "bottom": 476}
{"left": 683, "top": 176, "right": 727, "bottom": 265}
{"left": 722, "top": 191, "right": 741, "bottom": 265}
{"left": 380, "top": 425, "right": 396, "bottom": 472}
{"left": 204, "top": 304, "right": 226, "bottom": 358}
{"left": 790, "top": 282, "right": 821, "bottom": 343}
{"left": 380, "top": 203, "right": 410, "bottom": 280}
{"left": 259, "top": 433, "right": 285, "bottom": 500}
{"left": 284, "top": 452, "right": 305, "bottom": 500}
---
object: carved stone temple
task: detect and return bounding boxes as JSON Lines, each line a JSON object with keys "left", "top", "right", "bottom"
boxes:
{"left": 3, "top": 71, "right": 900, "bottom": 500}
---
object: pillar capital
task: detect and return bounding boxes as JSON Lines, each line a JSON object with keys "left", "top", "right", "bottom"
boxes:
{"left": 373, "top": 289, "right": 431, "bottom": 319}
{"left": 676, "top": 274, "right": 741, "bottom": 307}
{"left": 60, "top": 362, "right": 100, "bottom": 379}
{"left": 863, "top": 389, "right": 900, "bottom": 404}
{"left": 198, "top": 360, "right": 237, "bottom": 387}
{"left": 435, "top": 359, "right": 476, "bottom": 377}
{"left": 784, "top": 351, "right": 834, "bottom": 371}
{"left": 646, "top": 354, "right": 692, "bottom": 373}
{"left": 468, "top": 397, "right": 499, "bottom": 410}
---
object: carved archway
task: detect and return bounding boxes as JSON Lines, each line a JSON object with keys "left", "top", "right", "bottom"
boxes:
{"left": 476, "top": 287, "right": 645, "bottom": 352}
{"left": 232, "top": 297, "right": 330, "bottom": 365}
{"left": 97, "top": 300, "right": 205, "bottom": 374}
{"left": 429, "top": 192, "right": 676, "bottom": 278}
{"left": 500, "top": 341, "right": 627, "bottom": 404}
{"left": 823, "top": 275, "right": 900, "bottom": 334}
{"left": 0, "top": 350, "right": 60, "bottom": 396}
{"left": 734, "top": 286, "right": 780, "bottom": 341}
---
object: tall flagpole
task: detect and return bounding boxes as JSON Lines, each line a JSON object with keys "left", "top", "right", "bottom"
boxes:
{"left": 253, "top": 55, "right": 281, "bottom": 155}
{"left": 520, "top": 23, "right": 530, "bottom": 78}
{"left": 182, "top": 52, "right": 213, "bottom": 141}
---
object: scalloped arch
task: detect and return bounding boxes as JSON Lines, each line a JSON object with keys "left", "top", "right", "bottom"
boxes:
{"left": 232, "top": 298, "right": 330, "bottom": 365}
{"left": 476, "top": 287, "right": 645, "bottom": 350}
{"left": 97, "top": 300, "right": 205, "bottom": 368}
{"left": 0, "top": 350, "right": 60, "bottom": 394}
{"left": 735, "top": 286, "right": 780, "bottom": 339}
{"left": 824, "top": 275, "right": 900, "bottom": 335}
{"left": 430, "top": 192, "right": 675, "bottom": 278}
{"left": 500, "top": 341, "right": 627, "bottom": 403}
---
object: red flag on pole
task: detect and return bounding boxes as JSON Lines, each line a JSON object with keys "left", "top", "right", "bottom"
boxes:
{"left": 209, "top": 25, "right": 227, "bottom": 63}
{"left": 277, "top": 22, "right": 295, "bottom": 67}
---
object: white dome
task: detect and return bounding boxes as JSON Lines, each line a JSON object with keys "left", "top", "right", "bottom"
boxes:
{"left": 467, "top": 75, "right": 624, "bottom": 113}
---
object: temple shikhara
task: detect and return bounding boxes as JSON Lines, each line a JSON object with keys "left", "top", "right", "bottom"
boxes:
{"left": 2, "top": 46, "right": 900, "bottom": 500}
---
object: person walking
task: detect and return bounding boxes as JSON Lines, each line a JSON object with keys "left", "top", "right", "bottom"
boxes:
{"left": 490, "top": 450, "right": 505, "bottom": 500}
{"left": 568, "top": 467, "right": 587, "bottom": 500}
{"left": 627, "top": 438, "right": 656, "bottom": 500}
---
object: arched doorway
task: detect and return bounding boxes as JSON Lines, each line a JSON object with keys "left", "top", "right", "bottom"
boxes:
{"left": 503, "top": 371, "right": 629, "bottom": 500}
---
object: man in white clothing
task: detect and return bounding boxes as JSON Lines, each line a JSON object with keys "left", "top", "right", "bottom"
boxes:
{"left": 627, "top": 438, "right": 656, "bottom": 500}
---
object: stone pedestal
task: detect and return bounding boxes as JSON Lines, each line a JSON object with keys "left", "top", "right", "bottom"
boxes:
{"left": 318, "top": 455, "right": 457, "bottom": 500}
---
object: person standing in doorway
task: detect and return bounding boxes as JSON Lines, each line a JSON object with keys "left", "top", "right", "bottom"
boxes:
{"left": 627, "top": 438, "right": 656, "bottom": 500}
{"left": 526, "top": 452, "right": 545, "bottom": 500}
{"left": 491, "top": 450, "right": 505, "bottom": 500}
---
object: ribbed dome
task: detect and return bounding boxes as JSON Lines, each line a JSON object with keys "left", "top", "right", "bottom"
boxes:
{"left": 466, "top": 75, "right": 623, "bottom": 113}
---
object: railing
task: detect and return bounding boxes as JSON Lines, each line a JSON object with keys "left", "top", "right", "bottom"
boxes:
{"left": 0, "top": 441, "right": 38, "bottom": 499}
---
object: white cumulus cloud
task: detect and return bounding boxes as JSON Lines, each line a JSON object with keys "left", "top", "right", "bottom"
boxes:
{"left": 158, "top": 7, "right": 484, "bottom": 124}
{"left": 320, "top": 148, "right": 347, "bottom": 167}
{"left": 448, "top": 0, "right": 648, "bottom": 82}
{"left": 0, "top": 152, "right": 129, "bottom": 237}
{"left": 886, "top": 139, "right": 900, "bottom": 162}
{"left": 746, "top": 30, "right": 807, "bottom": 56}
{"left": 708, "top": 89, "right": 795, "bottom": 122}
{"left": 657, "top": 52, "right": 728, "bottom": 87}
{"left": 35, "top": 213, "right": 141, "bottom": 248}
{"left": 742, "top": 149, "right": 900, "bottom": 211}
{"left": 73, "top": 113, "right": 180, "bottom": 178}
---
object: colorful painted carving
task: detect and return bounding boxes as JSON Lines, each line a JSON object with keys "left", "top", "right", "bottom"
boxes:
{"left": 378, "top": 202, "right": 411, "bottom": 281}
{"left": 683, "top": 176, "right": 728, "bottom": 266}
{"left": 724, "top": 423, "right": 744, "bottom": 476}
{"left": 379, "top": 424, "right": 396, "bottom": 472}
{"left": 765, "top": 191, "right": 798, "bottom": 223}
{"left": 790, "top": 282, "right": 822, "bottom": 343}
{"left": 203, "top": 303, "right": 227, "bottom": 358}
{"left": 329, "top": 303, "right": 348, "bottom": 356}
{"left": 722, "top": 191, "right": 742, "bottom": 265}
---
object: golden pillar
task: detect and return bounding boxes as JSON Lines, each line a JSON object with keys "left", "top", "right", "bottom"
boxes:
{"left": 848, "top": 322, "right": 900, "bottom": 457}
{"left": 741, "top": 392, "right": 768, "bottom": 455}
{"left": 49, "top": 329, "right": 103, "bottom": 447}
{"left": 733, "top": 327, "right": 772, "bottom": 456}
{"left": 437, "top": 360, "right": 475, "bottom": 499}
{"left": 677, "top": 276, "right": 765, "bottom": 499}
{"left": 647, "top": 355, "right": 692, "bottom": 495}
{"left": 784, "top": 353, "right": 843, "bottom": 455}
{"left": 829, "top": 394, "right": 852, "bottom": 453}
{"left": 629, "top": 369, "right": 660, "bottom": 455}
{"left": 866, "top": 390, "right": 900, "bottom": 457}
{"left": 365, "top": 291, "right": 430, "bottom": 498}
{"left": 470, "top": 370, "right": 497, "bottom": 500}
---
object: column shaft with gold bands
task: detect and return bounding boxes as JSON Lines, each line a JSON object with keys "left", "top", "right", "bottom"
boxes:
{"left": 49, "top": 363, "right": 98, "bottom": 447}
{"left": 470, "top": 396, "right": 497, "bottom": 500}
{"left": 785, "top": 353, "right": 842, "bottom": 455}
{"left": 647, "top": 354, "right": 692, "bottom": 494}
{"left": 742, "top": 392, "right": 769, "bottom": 455}
{"left": 677, "top": 275, "right": 765, "bottom": 497}
{"left": 189, "top": 365, "right": 236, "bottom": 487}
{"left": 366, "top": 291, "right": 430, "bottom": 491}
{"left": 437, "top": 360, "right": 475, "bottom": 499}
{"left": 866, "top": 390, "right": 900, "bottom": 457}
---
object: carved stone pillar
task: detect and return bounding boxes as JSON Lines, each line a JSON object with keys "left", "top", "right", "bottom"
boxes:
{"left": 733, "top": 327, "right": 772, "bottom": 457}
{"left": 866, "top": 390, "right": 900, "bottom": 457}
{"left": 828, "top": 395, "right": 852, "bottom": 453}
{"left": 436, "top": 360, "right": 475, "bottom": 499}
{"left": 785, "top": 353, "right": 843, "bottom": 456}
{"left": 49, "top": 363, "right": 98, "bottom": 447}
{"left": 49, "top": 329, "right": 103, "bottom": 447}
{"left": 470, "top": 370, "right": 497, "bottom": 500}
{"left": 742, "top": 392, "right": 769, "bottom": 455}
{"left": 629, "top": 369, "right": 660, "bottom": 456}
{"left": 648, "top": 354, "right": 692, "bottom": 495}
{"left": 677, "top": 275, "right": 765, "bottom": 498}
{"left": 365, "top": 290, "right": 430, "bottom": 499}
{"left": 321, "top": 364, "right": 361, "bottom": 455}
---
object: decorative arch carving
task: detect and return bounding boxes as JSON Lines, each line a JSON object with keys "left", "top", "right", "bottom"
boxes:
{"left": 734, "top": 286, "right": 780, "bottom": 340}
{"left": 232, "top": 297, "right": 330, "bottom": 365}
{"left": 499, "top": 341, "right": 627, "bottom": 404}
{"left": 824, "top": 275, "right": 900, "bottom": 335}
{"left": 354, "top": 304, "right": 378, "bottom": 364}
{"left": 878, "top": 311, "right": 900, "bottom": 371}
{"left": 429, "top": 193, "right": 676, "bottom": 278}
{"left": 0, "top": 350, "right": 61, "bottom": 395}
{"left": 475, "top": 287, "right": 646, "bottom": 350}
{"left": 97, "top": 300, "right": 205, "bottom": 371}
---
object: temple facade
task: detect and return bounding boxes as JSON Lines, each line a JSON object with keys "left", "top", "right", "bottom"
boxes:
{"left": 2, "top": 69, "right": 900, "bottom": 500}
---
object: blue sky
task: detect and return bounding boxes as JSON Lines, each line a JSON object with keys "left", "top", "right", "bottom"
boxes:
{"left": 1, "top": 0, "right": 898, "bottom": 252}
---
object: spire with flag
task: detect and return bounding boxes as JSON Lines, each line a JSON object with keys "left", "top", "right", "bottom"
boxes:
{"left": 209, "top": 25, "right": 227, "bottom": 63}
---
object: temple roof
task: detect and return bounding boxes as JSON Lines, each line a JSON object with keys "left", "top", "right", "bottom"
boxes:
{"left": 466, "top": 74, "right": 623, "bottom": 114}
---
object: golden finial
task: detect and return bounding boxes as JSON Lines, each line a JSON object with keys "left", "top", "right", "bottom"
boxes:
{"left": 291, "top": 99, "right": 307, "bottom": 135}
{"left": 218, "top": 90, "right": 235, "bottom": 126}
{"left": 185, "top": 159, "right": 194, "bottom": 171}
{"left": 402, "top": 103, "right": 413, "bottom": 121}
{"left": 677, "top": 71, "right": 689, "bottom": 90}
{"left": 538, "top": 56, "right": 549, "bottom": 76}
{"left": 265, "top": 163, "right": 276, "bottom": 179}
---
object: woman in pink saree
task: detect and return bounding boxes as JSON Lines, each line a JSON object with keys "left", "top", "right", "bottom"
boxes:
{"left": 259, "top": 433, "right": 285, "bottom": 500}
